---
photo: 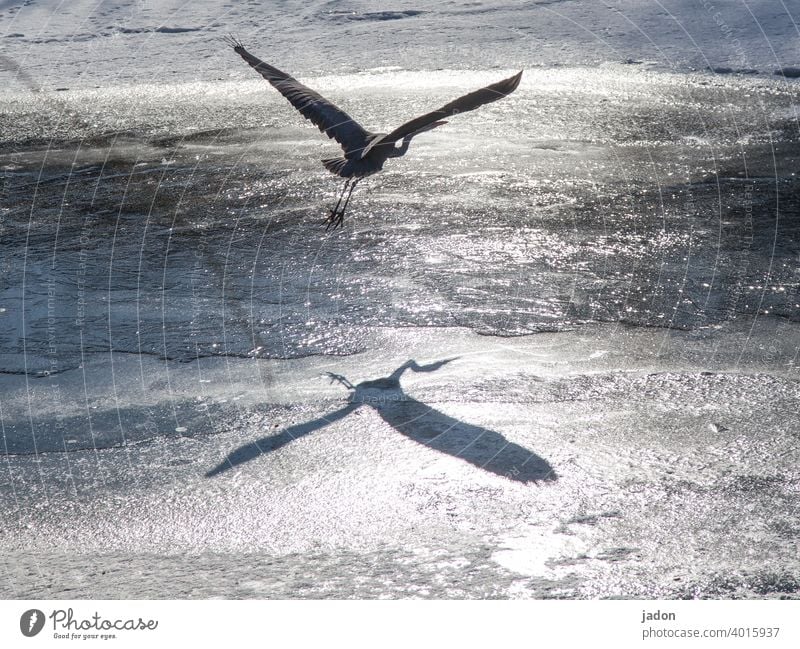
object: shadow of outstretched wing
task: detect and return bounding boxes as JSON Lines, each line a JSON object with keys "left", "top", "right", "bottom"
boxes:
{"left": 205, "top": 403, "right": 360, "bottom": 477}
{"left": 374, "top": 396, "right": 556, "bottom": 483}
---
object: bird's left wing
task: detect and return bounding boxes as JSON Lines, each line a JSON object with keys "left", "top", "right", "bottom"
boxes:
{"left": 364, "top": 70, "right": 523, "bottom": 157}
{"left": 227, "top": 38, "right": 374, "bottom": 158}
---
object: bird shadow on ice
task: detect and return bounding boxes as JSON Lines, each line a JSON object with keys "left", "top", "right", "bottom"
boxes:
{"left": 205, "top": 358, "right": 556, "bottom": 483}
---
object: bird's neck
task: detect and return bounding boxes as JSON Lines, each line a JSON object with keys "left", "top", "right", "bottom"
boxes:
{"left": 387, "top": 136, "right": 412, "bottom": 158}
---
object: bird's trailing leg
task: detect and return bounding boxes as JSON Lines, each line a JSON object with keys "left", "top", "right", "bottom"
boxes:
{"left": 324, "top": 178, "right": 351, "bottom": 230}
{"left": 339, "top": 178, "right": 360, "bottom": 219}
{"left": 324, "top": 178, "right": 360, "bottom": 230}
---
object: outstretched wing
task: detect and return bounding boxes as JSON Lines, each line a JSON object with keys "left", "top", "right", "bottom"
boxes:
{"left": 227, "top": 37, "right": 374, "bottom": 158}
{"left": 367, "top": 71, "right": 523, "bottom": 155}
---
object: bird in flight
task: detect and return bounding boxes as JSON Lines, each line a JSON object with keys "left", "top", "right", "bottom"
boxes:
{"left": 224, "top": 37, "right": 523, "bottom": 229}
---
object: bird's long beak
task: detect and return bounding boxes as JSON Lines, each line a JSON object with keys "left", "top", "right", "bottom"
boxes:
{"left": 414, "top": 120, "right": 448, "bottom": 135}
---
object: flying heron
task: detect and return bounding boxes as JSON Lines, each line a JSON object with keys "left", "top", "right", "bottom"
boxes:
{"left": 224, "top": 37, "right": 523, "bottom": 229}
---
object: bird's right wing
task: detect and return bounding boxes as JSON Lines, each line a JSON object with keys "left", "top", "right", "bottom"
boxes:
{"left": 374, "top": 70, "right": 523, "bottom": 153}
{"left": 227, "top": 38, "right": 373, "bottom": 158}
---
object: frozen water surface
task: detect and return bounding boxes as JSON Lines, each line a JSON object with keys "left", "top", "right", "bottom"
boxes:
{"left": 1, "top": 1, "right": 799, "bottom": 599}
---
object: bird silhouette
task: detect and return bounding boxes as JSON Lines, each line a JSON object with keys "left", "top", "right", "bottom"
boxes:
{"left": 224, "top": 36, "right": 523, "bottom": 229}
{"left": 206, "top": 358, "right": 555, "bottom": 483}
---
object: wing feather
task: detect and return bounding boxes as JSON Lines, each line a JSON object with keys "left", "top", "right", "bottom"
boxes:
{"left": 377, "top": 70, "right": 523, "bottom": 149}
{"left": 228, "top": 39, "right": 373, "bottom": 158}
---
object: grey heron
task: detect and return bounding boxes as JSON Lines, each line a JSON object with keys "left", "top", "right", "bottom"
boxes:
{"left": 224, "top": 37, "right": 523, "bottom": 229}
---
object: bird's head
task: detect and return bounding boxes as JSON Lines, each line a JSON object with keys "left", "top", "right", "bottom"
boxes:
{"left": 397, "top": 121, "right": 448, "bottom": 150}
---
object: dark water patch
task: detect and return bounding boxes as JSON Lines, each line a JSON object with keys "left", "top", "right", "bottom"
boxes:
{"left": 2, "top": 73, "right": 799, "bottom": 370}
{"left": 774, "top": 67, "right": 800, "bottom": 79}
{"left": 111, "top": 26, "right": 205, "bottom": 35}
{"left": 723, "top": 474, "right": 791, "bottom": 494}
{"left": 154, "top": 26, "right": 204, "bottom": 34}
{"left": 596, "top": 547, "right": 640, "bottom": 563}
{"left": 3, "top": 147, "right": 800, "bottom": 370}
{"left": 438, "top": 1, "right": 561, "bottom": 18}
{"left": 1, "top": 399, "right": 234, "bottom": 455}
{"left": 324, "top": 9, "right": 426, "bottom": 22}
{"left": 567, "top": 511, "right": 622, "bottom": 526}
{"left": 769, "top": 520, "right": 800, "bottom": 540}
{"left": 709, "top": 66, "right": 759, "bottom": 75}
{"left": 152, "top": 127, "right": 248, "bottom": 148}
{"left": 676, "top": 571, "right": 800, "bottom": 598}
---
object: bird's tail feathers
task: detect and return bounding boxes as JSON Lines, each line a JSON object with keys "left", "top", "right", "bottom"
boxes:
{"left": 322, "top": 157, "right": 348, "bottom": 175}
